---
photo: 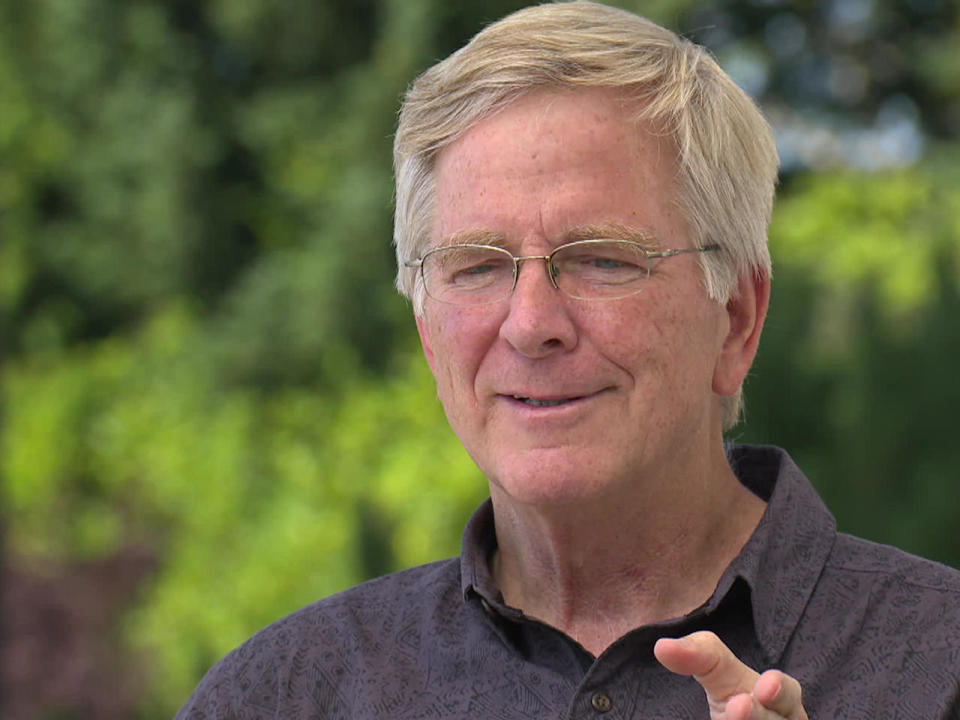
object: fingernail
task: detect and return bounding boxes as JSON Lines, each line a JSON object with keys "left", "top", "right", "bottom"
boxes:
{"left": 770, "top": 676, "right": 782, "bottom": 701}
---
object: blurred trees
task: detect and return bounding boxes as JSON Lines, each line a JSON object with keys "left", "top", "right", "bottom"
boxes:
{"left": 744, "top": 155, "right": 960, "bottom": 565}
{"left": 679, "top": 0, "right": 960, "bottom": 168}
{"left": 1, "top": 0, "right": 958, "bottom": 717}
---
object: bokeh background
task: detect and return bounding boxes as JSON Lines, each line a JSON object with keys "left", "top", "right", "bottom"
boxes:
{"left": 1, "top": 0, "right": 958, "bottom": 717}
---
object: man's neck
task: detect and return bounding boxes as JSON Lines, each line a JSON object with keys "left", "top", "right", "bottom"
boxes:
{"left": 488, "top": 453, "right": 767, "bottom": 657}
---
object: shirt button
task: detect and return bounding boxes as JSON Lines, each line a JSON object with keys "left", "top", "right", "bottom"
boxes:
{"left": 591, "top": 692, "right": 613, "bottom": 713}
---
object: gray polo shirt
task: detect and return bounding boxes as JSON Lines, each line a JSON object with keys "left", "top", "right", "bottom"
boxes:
{"left": 176, "top": 445, "right": 960, "bottom": 719}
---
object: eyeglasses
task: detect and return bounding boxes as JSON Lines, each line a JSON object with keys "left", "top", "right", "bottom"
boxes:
{"left": 404, "top": 239, "right": 721, "bottom": 306}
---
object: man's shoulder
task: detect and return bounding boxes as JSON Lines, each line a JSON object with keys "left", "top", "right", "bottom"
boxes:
{"left": 787, "top": 534, "right": 960, "bottom": 715}
{"left": 829, "top": 532, "right": 960, "bottom": 593}
{"left": 175, "top": 557, "right": 464, "bottom": 719}
{"left": 230, "top": 555, "right": 461, "bottom": 661}
{"left": 820, "top": 533, "right": 960, "bottom": 644}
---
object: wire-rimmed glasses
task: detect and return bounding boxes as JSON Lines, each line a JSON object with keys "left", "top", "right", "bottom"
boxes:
{"left": 404, "top": 239, "right": 721, "bottom": 306}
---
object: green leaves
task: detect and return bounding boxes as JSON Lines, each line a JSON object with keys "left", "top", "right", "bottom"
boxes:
{"left": 773, "top": 163, "right": 959, "bottom": 322}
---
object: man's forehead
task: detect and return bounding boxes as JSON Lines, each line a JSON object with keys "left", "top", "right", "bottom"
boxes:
{"left": 433, "top": 87, "right": 676, "bottom": 178}
{"left": 427, "top": 87, "right": 684, "bottom": 258}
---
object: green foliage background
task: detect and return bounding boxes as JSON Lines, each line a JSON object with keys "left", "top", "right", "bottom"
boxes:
{"left": 1, "top": 0, "right": 958, "bottom": 717}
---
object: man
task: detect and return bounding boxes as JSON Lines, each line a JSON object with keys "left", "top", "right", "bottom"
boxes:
{"left": 177, "top": 2, "right": 960, "bottom": 718}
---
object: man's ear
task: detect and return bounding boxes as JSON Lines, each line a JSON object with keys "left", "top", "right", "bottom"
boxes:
{"left": 415, "top": 314, "right": 438, "bottom": 375}
{"left": 712, "top": 271, "right": 770, "bottom": 397}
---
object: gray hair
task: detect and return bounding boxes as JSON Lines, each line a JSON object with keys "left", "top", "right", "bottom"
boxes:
{"left": 393, "top": 1, "right": 779, "bottom": 429}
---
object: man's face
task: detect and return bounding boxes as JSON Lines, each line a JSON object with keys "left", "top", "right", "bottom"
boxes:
{"left": 416, "top": 88, "right": 741, "bottom": 507}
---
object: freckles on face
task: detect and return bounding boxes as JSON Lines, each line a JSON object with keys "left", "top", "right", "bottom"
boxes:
{"left": 419, "top": 302, "right": 499, "bottom": 424}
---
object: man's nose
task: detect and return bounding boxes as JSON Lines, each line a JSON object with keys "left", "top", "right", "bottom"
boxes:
{"left": 498, "top": 258, "right": 578, "bottom": 358}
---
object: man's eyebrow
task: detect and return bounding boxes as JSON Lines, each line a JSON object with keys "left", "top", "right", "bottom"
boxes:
{"left": 563, "top": 224, "right": 660, "bottom": 247}
{"left": 436, "top": 225, "right": 659, "bottom": 250}
{"left": 436, "top": 230, "right": 508, "bottom": 248}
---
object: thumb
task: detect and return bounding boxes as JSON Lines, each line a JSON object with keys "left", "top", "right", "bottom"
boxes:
{"left": 654, "top": 631, "right": 759, "bottom": 704}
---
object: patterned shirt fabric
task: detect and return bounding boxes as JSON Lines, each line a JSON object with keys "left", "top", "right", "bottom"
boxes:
{"left": 176, "top": 445, "right": 960, "bottom": 719}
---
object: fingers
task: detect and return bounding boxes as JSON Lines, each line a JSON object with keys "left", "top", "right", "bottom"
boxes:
{"left": 725, "top": 684, "right": 805, "bottom": 720}
{"left": 653, "top": 631, "right": 759, "bottom": 702}
{"left": 725, "top": 670, "right": 806, "bottom": 719}
{"left": 753, "top": 669, "right": 806, "bottom": 720}
{"left": 653, "top": 632, "right": 808, "bottom": 720}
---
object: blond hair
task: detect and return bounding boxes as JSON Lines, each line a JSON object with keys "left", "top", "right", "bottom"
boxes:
{"left": 393, "top": 1, "right": 778, "bottom": 428}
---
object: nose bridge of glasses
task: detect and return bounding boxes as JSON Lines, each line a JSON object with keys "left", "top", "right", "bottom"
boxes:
{"left": 513, "top": 254, "right": 559, "bottom": 289}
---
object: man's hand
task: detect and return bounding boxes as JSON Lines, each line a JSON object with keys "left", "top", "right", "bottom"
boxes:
{"left": 653, "top": 631, "right": 807, "bottom": 720}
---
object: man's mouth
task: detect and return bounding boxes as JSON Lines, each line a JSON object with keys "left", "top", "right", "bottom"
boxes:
{"left": 511, "top": 395, "right": 579, "bottom": 407}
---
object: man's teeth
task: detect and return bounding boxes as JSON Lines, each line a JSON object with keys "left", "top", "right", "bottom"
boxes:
{"left": 514, "top": 396, "right": 570, "bottom": 407}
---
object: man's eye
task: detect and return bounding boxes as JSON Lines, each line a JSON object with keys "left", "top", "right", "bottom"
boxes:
{"left": 446, "top": 256, "right": 511, "bottom": 286}
{"left": 460, "top": 263, "right": 499, "bottom": 275}
{"left": 565, "top": 253, "right": 641, "bottom": 272}
{"left": 586, "top": 256, "right": 633, "bottom": 270}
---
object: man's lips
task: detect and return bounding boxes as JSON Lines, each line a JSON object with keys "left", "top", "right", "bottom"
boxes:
{"left": 499, "top": 388, "right": 609, "bottom": 408}
{"left": 510, "top": 395, "right": 580, "bottom": 407}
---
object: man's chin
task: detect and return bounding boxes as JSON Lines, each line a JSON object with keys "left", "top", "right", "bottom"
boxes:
{"left": 484, "top": 446, "right": 623, "bottom": 508}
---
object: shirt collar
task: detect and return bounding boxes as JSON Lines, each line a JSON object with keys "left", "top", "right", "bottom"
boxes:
{"left": 723, "top": 444, "right": 837, "bottom": 662}
{"left": 460, "top": 498, "right": 498, "bottom": 602}
{"left": 459, "top": 445, "right": 838, "bottom": 663}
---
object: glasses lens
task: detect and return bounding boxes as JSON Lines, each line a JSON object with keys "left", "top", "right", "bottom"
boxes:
{"left": 552, "top": 240, "right": 652, "bottom": 299}
{"left": 422, "top": 245, "right": 515, "bottom": 305}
